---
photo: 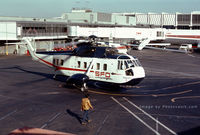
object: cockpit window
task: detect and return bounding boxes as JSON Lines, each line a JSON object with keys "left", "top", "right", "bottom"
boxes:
{"left": 118, "top": 61, "right": 121, "bottom": 69}
{"left": 126, "top": 69, "right": 134, "bottom": 76}
{"left": 132, "top": 59, "right": 142, "bottom": 67}
{"left": 132, "top": 60, "right": 138, "bottom": 66}
{"left": 136, "top": 59, "right": 142, "bottom": 66}
{"left": 127, "top": 60, "right": 135, "bottom": 67}
{"left": 124, "top": 61, "right": 129, "bottom": 69}
{"left": 118, "top": 61, "right": 124, "bottom": 70}
{"left": 118, "top": 59, "right": 141, "bottom": 70}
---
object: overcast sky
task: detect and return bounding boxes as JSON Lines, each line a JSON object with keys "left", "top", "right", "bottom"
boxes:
{"left": 0, "top": 0, "right": 199, "bottom": 18}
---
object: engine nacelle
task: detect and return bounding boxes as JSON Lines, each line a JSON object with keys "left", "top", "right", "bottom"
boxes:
{"left": 66, "top": 74, "right": 89, "bottom": 90}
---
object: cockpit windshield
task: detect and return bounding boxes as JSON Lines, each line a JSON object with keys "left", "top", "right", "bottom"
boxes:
{"left": 118, "top": 59, "right": 141, "bottom": 70}
{"left": 132, "top": 59, "right": 142, "bottom": 67}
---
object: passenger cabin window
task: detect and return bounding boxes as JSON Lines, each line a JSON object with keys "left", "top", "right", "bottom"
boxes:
{"left": 157, "top": 31, "right": 163, "bottom": 37}
{"left": 97, "top": 63, "right": 100, "bottom": 70}
{"left": 103, "top": 64, "right": 107, "bottom": 71}
{"left": 60, "top": 59, "right": 64, "bottom": 66}
{"left": 53, "top": 59, "right": 56, "bottom": 65}
{"left": 53, "top": 59, "right": 59, "bottom": 66}
{"left": 56, "top": 59, "right": 59, "bottom": 66}
{"left": 78, "top": 61, "right": 81, "bottom": 68}
{"left": 53, "top": 59, "right": 64, "bottom": 66}
{"left": 89, "top": 62, "right": 93, "bottom": 69}
{"left": 84, "top": 62, "right": 87, "bottom": 69}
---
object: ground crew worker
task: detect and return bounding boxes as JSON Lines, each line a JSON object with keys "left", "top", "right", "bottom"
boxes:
{"left": 81, "top": 94, "right": 93, "bottom": 125}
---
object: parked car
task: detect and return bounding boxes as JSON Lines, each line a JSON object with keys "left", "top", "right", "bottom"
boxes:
{"left": 179, "top": 44, "right": 193, "bottom": 52}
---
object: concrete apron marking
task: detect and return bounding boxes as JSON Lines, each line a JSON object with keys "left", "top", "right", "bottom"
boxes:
{"left": 88, "top": 89, "right": 192, "bottom": 97}
{"left": 0, "top": 110, "right": 17, "bottom": 121}
{"left": 111, "top": 97, "right": 160, "bottom": 135}
{"left": 41, "top": 112, "right": 61, "bottom": 129}
{"left": 123, "top": 97, "right": 177, "bottom": 135}
{"left": 95, "top": 113, "right": 110, "bottom": 135}
{"left": 171, "top": 96, "right": 200, "bottom": 102}
{"left": 139, "top": 81, "right": 200, "bottom": 93}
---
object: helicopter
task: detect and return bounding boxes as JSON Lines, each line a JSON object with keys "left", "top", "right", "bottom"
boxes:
{"left": 23, "top": 37, "right": 145, "bottom": 91}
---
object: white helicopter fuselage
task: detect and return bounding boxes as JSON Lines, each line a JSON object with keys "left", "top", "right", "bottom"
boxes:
{"left": 35, "top": 53, "right": 145, "bottom": 85}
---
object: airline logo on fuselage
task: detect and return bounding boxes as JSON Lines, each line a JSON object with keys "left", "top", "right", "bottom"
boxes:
{"left": 95, "top": 71, "right": 112, "bottom": 80}
{"left": 95, "top": 71, "right": 111, "bottom": 78}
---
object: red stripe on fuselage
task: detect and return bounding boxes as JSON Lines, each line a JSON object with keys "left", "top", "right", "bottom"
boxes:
{"left": 37, "top": 56, "right": 54, "bottom": 67}
{"left": 116, "top": 46, "right": 127, "bottom": 49}
{"left": 35, "top": 55, "right": 96, "bottom": 73}
{"left": 56, "top": 66, "right": 87, "bottom": 72}
{"left": 166, "top": 35, "right": 200, "bottom": 39}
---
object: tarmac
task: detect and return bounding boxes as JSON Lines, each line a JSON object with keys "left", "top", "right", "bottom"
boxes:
{"left": 1, "top": 49, "right": 200, "bottom": 135}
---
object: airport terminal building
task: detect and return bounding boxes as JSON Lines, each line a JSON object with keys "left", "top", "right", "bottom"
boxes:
{"left": 0, "top": 9, "right": 200, "bottom": 55}
{"left": 0, "top": 17, "right": 69, "bottom": 54}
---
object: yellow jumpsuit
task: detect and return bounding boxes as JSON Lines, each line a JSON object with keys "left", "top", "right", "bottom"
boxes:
{"left": 81, "top": 98, "right": 93, "bottom": 123}
{"left": 81, "top": 98, "right": 93, "bottom": 111}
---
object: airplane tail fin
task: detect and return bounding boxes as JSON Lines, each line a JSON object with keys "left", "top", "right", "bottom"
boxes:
{"left": 137, "top": 38, "right": 151, "bottom": 50}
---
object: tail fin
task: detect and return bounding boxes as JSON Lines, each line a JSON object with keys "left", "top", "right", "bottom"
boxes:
{"left": 137, "top": 38, "right": 151, "bottom": 50}
{"left": 23, "top": 37, "right": 54, "bottom": 68}
{"left": 23, "top": 37, "right": 38, "bottom": 61}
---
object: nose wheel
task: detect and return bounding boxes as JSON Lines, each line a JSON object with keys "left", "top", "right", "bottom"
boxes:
{"left": 81, "top": 83, "right": 88, "bottom": 92}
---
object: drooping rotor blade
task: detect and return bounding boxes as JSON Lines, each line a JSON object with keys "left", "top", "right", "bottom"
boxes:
{"left": 53, "top": 41, "right": 87, "bottom": 48}
{"left": 64, "top": 41, "right": 87, "bottom": 46}
{"left": 144, "top": 46, "right": 188, "bottom": 53}
{"left": 121, "top": 42, "right": 188, "bottom": 53}
{"left": 85, "top": 59, "right": 95, "bottom": 77}
{"left": 5, "top": 42, "right": 26, "bottom": 45}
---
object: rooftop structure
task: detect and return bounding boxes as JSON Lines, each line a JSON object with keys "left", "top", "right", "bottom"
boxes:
{"left": 61, "top": 9, "right": 136, "bottom": 27}
{"left": 114, "top": 11, "right": 200, "bottom": 29}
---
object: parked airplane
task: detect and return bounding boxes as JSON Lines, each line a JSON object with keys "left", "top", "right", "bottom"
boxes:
{"left": 165, "top": 29, "right": 200, "bottom": 49}
{"left": 23, "top": 37, "right": 145, "bottom": 91}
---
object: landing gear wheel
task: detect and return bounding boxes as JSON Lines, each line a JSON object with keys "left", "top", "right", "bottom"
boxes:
{"left": 53, "top": 74, "right": 57, "bottom": 79}
{"left": 81, "top": 83, "right": 88, "bottom": 92}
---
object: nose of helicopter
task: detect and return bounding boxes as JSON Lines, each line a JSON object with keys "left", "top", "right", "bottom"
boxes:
{"left": 124, "top": 67, "right": 145, "bottom": 85}
{"left": 133, "top": 66, "right": 145, "bottom": 79}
